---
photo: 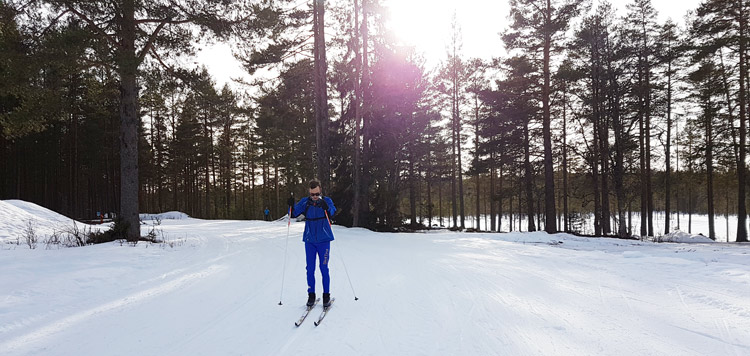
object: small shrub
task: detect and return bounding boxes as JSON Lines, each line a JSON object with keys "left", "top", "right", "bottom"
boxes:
{"left": 22, "top": 219, "right": 38, "bottom": 249}
{"left": 65, "top": 223, "right": 87, "bottom": 247}
{"left": 44, "top": 229, "right": 62, "bottom": 249}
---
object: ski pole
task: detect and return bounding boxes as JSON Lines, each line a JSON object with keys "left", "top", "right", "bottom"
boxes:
{"left": 325, "top": 210, "right": 359, "bottom": 301}
{"left": 278, "top": 206, "right": 292, "bottom": 305}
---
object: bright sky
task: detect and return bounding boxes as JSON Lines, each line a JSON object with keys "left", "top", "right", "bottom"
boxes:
{"left": 383, "top": 0, "right": 703, "bottom": 68}
{"left": 197, "top": 0, "right": 704, "bottom": 88}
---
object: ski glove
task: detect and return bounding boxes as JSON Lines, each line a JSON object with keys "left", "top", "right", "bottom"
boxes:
{"left": 318, "top": 199, "right": 329, "bottom": 211}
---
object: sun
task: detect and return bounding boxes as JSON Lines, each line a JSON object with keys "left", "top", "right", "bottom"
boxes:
{"left": 383, "top": 0, "right": 451, "bottom": 65}
{"left": 382, "top": 0, "right": 507, "bottom": 68}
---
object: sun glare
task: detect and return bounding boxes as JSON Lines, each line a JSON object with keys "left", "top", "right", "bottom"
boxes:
{"left": 382, "top": 0, "right": 704, "bottom": 70}
{"left": 384, "top": 0, "right": 451, "bottom": 64}
{"left": 383, "top": 0, "right": 507, "bottom": 67}
{"left": 385, "top": 1, "right": 443, "bottom": 45}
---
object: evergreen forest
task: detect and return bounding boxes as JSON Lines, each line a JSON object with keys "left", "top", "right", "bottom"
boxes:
{"left": 2, "top": 0, "right": 749, "bottom": 242}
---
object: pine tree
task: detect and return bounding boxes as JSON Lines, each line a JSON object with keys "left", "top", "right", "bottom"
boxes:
{"left": 466, "top": 58, "right": 489, "bottom": 230}
{"left": 505, "top": 0, "right": 584, "bottom": 233}
{"left": 657, "top": 19, "right": 682, "bottom": 235}
{"left": 623, "top": 0, "right": 659, "bottom": 237}
{"left": 22, "top": 0, "right": 262, "bottom": 240}
{"left": 687, "top": 60, "right": 723, "bottom": 240}
{"left": 692, "top": 0, "right": 749, "bottom": 242}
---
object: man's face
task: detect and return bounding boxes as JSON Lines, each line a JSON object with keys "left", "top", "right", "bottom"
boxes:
{"left": 309, "top": 187, "right": 321, "bottom": 201}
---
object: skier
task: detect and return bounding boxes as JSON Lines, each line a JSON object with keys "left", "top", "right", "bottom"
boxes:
{"left": 264, "top": 207, "right": 270, "bottom": 221}
{"left": 291, "top": 180, "right": 336, "bottom": 308}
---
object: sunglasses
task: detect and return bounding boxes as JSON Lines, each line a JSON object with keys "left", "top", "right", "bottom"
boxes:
{"left": 310, "top": 192, "right": 321, "bottom": 197}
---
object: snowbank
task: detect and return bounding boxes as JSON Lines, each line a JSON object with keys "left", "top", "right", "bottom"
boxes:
{"left": 0, "top": 200, "right": 87, "bottom": 241}
{"left": 657, "top": 230, "right": 716, "bottom": 243}
{"left": 140, "top": 211, "right": 190, "bottom": 220}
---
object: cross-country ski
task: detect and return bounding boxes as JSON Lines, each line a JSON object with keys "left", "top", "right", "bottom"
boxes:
{"left": 294, "top": 298, "right": 319, "bottom": 327}
{"left": 313, "top": 298, "right": 335, "bottom": 326}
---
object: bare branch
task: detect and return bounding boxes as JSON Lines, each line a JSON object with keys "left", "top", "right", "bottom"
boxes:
{"left": 36, "top": 9, "right": 71, "bottom": 40}
{"left": 137, "top": 20, "right": 170, "bottom": 64}
{"left": 65, "top": 5, "right": 118, "bottom": 48}
{"left": 148, "top": 45, "right": 178, "bottom": 76}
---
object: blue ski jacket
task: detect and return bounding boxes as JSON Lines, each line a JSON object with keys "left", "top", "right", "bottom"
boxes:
{"left": 292, "top": 196, "right": 336, "bottom": 243}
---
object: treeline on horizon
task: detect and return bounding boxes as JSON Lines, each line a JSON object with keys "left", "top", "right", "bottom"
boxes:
{"left": 1, "top": 0, "right": 749, "bottom": 241}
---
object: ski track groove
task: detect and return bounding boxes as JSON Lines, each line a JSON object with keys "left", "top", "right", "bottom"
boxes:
{"left": 0, "top": 264, "right": 225, "bottom": 354}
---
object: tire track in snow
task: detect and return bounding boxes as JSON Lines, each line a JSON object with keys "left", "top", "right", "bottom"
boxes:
{"left": 0, "top": 264, "right": 226, "bottom": 353}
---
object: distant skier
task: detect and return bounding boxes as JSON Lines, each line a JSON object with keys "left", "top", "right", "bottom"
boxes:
{"left": 264, "top": 207, "right": 270, "bottom": 221}
{"left": 291, "top": 180, "right": 336, "bottom": 308}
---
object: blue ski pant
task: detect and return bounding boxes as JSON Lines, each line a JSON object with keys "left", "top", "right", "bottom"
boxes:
{"left": 305, "top": 241, "right": 330, "bottom": 294}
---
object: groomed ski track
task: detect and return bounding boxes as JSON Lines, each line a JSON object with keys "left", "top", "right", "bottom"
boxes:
{"left": 2, "top": 217, "right": 750, "bottom": 355}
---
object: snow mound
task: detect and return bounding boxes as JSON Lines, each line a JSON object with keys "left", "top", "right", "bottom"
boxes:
{"left": 0, "top": 200, "right": 84, "bottom": 241}
{"left": 140, "top": 211, "right": 190, "bottom": 220}
{"left": 658, "top": 230, "right": 716, "bottom": 243}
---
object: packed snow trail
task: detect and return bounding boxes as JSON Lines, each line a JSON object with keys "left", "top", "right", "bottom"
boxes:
{"left": 2, "top": 213, "right": 750, "bottom": 355}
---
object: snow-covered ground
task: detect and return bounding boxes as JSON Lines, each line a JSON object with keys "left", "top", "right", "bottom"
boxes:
{"left": 2, "top": 201, "right": 750, "bottom": 355}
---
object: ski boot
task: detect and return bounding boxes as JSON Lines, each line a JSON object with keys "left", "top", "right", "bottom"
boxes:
{"left": 307, "top": 293, "right": 316, "bottom": 307}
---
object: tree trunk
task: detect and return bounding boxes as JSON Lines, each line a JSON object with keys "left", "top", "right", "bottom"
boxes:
{"left": 204, "top": 113, "right": 211, "bottom": 219}
{"left": 645, "top": 58, "right": 654, "bottom": 237}
{"left": 675, "top": 121, "right": 680, "bottom": 231}
{"left": 737, "top": 0, "right": 748, "bottom": 242}
{"left": 458, "top": 136, "right": 466, "bottom": 229}
{"left": 475, "top": 99, "right": 480, "bottom": 230}
{"left": 438, "top": 178, "right": 443, "bottom": 226}
{"left": 427, "top": 165, "right": 433, "bottom": 227}
{"left": 592, "top": 125, "right": 601, "bottom": 236}
{"left": 706, "top": 100, "right": 716, "bottom": 241}
{"left": 524, "top": 123, "right": 536, "bottom": 232}
{"left": 451, "top": 85, "right": 458, "bottom": 229}
{"left": 542, "top": 1, "right": 556, "bottom": 233}
{"left": 638, "top": 61, "right": 647, "bottom": 237}
{"left": 499, "top": 165, "right": 504, "bottom": 231}
{"left": 611, "top": 69, "right": 627, "bottom": 237}
{"left": 688, "top": 140, "right": 693, "bottom": 234}
{"left": 313, "top": 0, "right": 330, "bottom": 189}
{"left": 352, "top": 0, "right": 362, "bottom": 227}
{"left": 599, "top": 106, "right": 611, "bottom": 235}
{"left": 359, "top": 0, "right": 370, "bottom": 225}
{"left": 562, "top": 84, "right": 569, "bottom": 232}
{"left": 490, "top": 164, "right": 496, "bottom": 231}
{"left": 509, "top": 171, "right": 514, "bottom": 231}
{"left": 409, "top": 153, "right": 417, "bottom": 225}
{"left": 665, "top": 49, "right": 673, "bottom": 235}
{"left": 275, "top": 159, "right": 280, "bottom": 219}
{"left": 118, "top": 0, "right": 140, "bottom": 241}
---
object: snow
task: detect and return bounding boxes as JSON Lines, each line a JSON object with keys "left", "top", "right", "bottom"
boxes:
{"left": 0, "top": 200, "right": 95, "bottom": 242}
{"left": 658, "top": 230, "right": 716, "bottom": 243}
{"left": 2, "top": 201, "right": 750, "bottom": 355}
